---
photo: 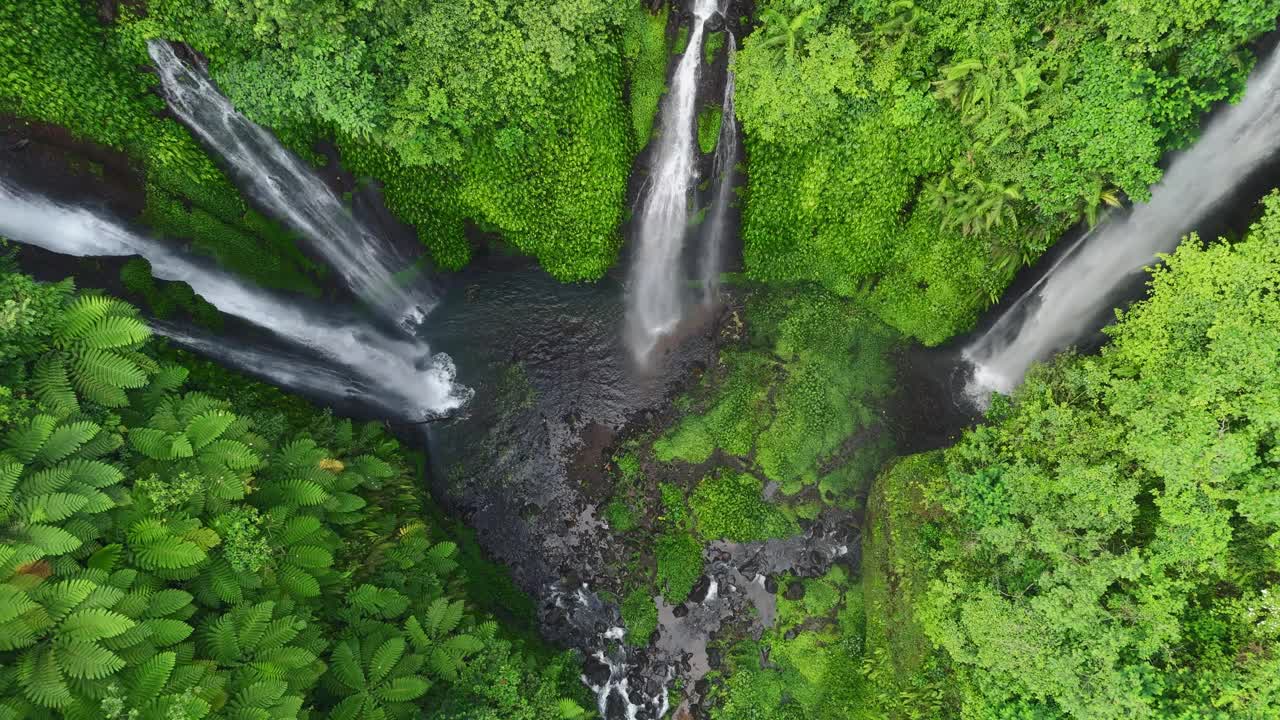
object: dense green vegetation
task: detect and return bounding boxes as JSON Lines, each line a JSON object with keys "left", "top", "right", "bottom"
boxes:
{"left": 736, "top": 0, "right": 1280, "bottom": 343}
{"left": 0, "top": 269, "right": 589, "bottom": 719}
{"left": 853, "top": 195, "right": 1280, "bottom": 719}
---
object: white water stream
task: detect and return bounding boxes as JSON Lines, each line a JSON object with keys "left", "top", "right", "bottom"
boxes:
{"left": 699, "top": 33, "right": 738, "bottom": 306}
{"left": 626, "top": 0, "right": 723, "bottom": 361}
{"left": 965, "top": 45, "right": 1280, "bottom": 401}
{"left": 146, "top": 40, "right": 430, "bottom": 333}
{"left": 0, "top": 182, "right": 469, "bottom": 419}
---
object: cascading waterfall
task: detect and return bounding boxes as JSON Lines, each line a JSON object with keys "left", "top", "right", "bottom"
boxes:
{"left": 150, "top": 322, "right": 372, "bottom": 406}
{"left": 699, "top": 33, "right": 738, "bottom": 306}
{"left": 146, "top": 40, "right": 430, "bottom": 332}
{"left": 626, "top": 0, "right": 723, "bottom": 361}
{"left": 964, "top": 45, "right": 1280, "bottom": 401}
{"left": 0, "top": 181, "right": 470, "bottom": 419}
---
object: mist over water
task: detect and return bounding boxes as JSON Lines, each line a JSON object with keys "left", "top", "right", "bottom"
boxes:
{"left": 699, "top": 34, "right": 738, "bottom": 306}
{"left": 626, "top": 0, "right": 723, "bottom": 361}
{"left": 964, "top": 45, "right": 1280, "bottom": 402}
{"left": 147, "top": 40, "right": 431, "bottom": 332}
{"left": 0, "top": 181, "right": 470, "bottom": 419}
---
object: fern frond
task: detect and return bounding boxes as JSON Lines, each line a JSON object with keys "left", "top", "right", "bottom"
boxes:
{"left": 62, "top": 459, "right": 124, "bottom": 489}
{"left": 329, "top": 639, "right": 364, "bottom": 690}
{"left": 59, "top": 608, "right": 135, "bottom": 642}
{"left": 37, "top": 421, "right": 100, "bottom": 465}
{"left": 80, "top": 314, "right": 150, "bottom": 350}
{"left": 185, "top": 411, "right": 235, "bottom": 451}
{"left": 368, "top": 636, "right": 405, "bottom": 684}
{"left": 55, "top": 296, "right": 116, "bottom": 346}
{"left": 376, "top": 676, "right": 430, "bottom": 703}
{"left": 18, "top": 493, "right": 89, "bottom": 524}
{"left": 5, "top": 415, "right": 57, "bottom": 463}
{"left": 32, "top": 356, "right": 78, "bottom": 417}
{"left": 18, "top": 646, "right": 73, "bottom": 708}
{"left": 55, "top": 639, "right": 126, "bottom": 679}
{"left": 125, "top": 650, "right": 176, "bottom": 706}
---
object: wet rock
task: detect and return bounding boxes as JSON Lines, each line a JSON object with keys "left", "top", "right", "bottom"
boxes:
{"left": 688, "top": 575, "right": 711, "bottom": 603}
{"left": 784, "top": 627, "right": 800, "bottom": 641}
{"left": 673, "top": 603, "right": 689, "bottom": 619}
{"left": 784, "top": 581, "right": 805, "bottom": 601}
{"left": 583, "top": 655, "right": 612, "bottom": 687}
{"left": 763, "top": 576, "right": 778, "bottom": 594}
{"left": 605, "top": 690, "right": 629, "bottom": 720}
{"left": 695, "top": 678, "right": 710, "bottom": 698}
{"left": 7, "top": 139, "right": 30, "bottom": 152}
{"left": 707, "top": 647, "right": 722, "bottom": 669}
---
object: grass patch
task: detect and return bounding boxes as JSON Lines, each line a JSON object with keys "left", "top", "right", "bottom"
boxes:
{"left": 655, "top": 529, "right": 703, "bottom": 604}
{"left": 699, "top": 105, "right": 723, "bottom": 155}
{"left": 620, "top": 587, "right": 658, "bottom": 646}
{"left": 690, "top": 471, "right": 797, "bottom": 542}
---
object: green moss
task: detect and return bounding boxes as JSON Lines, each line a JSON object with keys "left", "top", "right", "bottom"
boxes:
{"left": 615, "top": 451, "right": 642, "bottom": 481}
{"left": 620, "top": 587, "right": 658, "bottom": 646}
{"left": 605, "top": 498, "right": 638, "bottom": 533}
{"left": 654, "top": 350, "right": 773, "bottom": 464}
{"left": 655, "top": 530, "right": 703, "bottom": 604}
{"left": 659, "top": 482, "right": 688, "bottom": 525}
{"left": 675, "top": 25, "right": 690, "bottom": 56}
{"left": 698, "top": 105, "right": 723, "bottom": 155}
{"left": 691, "top": 471, "right": 797, "bottom": 542}
{"left": 622, "top": 4, "right": 670, "bottom": 149}
{"left": 704, "top": 31, "right": 725, "bottom": 65}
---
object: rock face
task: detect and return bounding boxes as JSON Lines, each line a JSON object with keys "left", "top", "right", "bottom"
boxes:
{"left": 541, "top": 510, "right": 857, "bottom": 719}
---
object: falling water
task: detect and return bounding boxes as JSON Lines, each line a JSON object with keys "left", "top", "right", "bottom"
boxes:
{"left": 150, "top": 321, "right": 373, "bottom": 408}
{"left": 964, "top": 45, "right": 1280, "bottom": 401}
{"left": 0, "top": 181, "right": 470, "bottom": 419}
{"left": 626, "top": 0, "right": 723, "bottom": 361}
{"left": 146, "top": 40, "right": 430, "bottom": 332}
{"left": 699, "top": 33, "right": 738, "bottom": 306}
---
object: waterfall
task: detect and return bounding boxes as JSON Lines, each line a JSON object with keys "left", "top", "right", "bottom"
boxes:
{"left": 146, "top": 40, "right": 430, "bottom": 333}
{"left": 626, "top": 0, "right": 723, "bottom": 361}
{"left": 699, "top": 33, "right": 738, "bottom": 306}
{"left": 150, "top": 322, "right": 372, "bottom": 407}
{"left": 964, "top": 45, "right": 1280, "bottom": 401}
{"left": 0, "top": 181, "right": 470, "bottom": 419}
